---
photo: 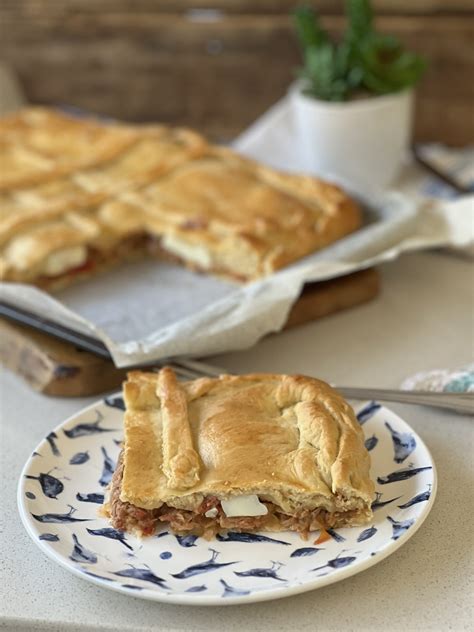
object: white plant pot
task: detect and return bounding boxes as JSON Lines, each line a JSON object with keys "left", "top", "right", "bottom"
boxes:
{"left": 289, "top": 83, "right": 414, "bottom": 192}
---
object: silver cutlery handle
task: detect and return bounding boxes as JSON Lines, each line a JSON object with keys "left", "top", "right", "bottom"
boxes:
{"left": 337, "top": 387, "right": 473, "bottom": 415}
{"left": 168, "top": 359, "right": 474, "bottom": 416}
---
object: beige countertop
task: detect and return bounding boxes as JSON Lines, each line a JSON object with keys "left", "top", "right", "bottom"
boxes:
{"left": 1, "top": 251, "right": 473, "bottom": 631}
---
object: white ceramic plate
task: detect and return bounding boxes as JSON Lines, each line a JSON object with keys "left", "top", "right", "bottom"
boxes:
{"left": 18, "top": 396, "right": 436, "bottom": 605}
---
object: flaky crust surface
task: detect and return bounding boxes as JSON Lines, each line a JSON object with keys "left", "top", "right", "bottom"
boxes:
{"left": 1, "top": 107, "right": 361, "bottom": 285}
{"left": 121, "top": 369, "right": 374, "bottom": 523}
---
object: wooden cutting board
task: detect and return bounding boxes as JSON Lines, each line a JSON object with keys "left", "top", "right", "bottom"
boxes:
{"left": 0, "top": 268, "right": 379, "bottom": 397}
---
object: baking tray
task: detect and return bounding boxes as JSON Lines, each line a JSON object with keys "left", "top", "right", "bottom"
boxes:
{"left": 0, "top": 301, "right": 111, "bottom": 358}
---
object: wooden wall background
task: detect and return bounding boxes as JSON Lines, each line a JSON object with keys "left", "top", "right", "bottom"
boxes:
{"left": 0, "top": 1, "right": 473, "bottom": 144}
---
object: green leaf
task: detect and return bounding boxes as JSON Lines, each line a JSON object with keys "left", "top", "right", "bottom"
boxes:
{"left": 358, "top": 36, "right": 426, "bottom": 92}
{"left": 293, "top": 6, "right": 329, "bottom": 50}
{"left": 300, "top": 43, "right": 351, "bottom": 101}
{"left": 346, "top": 0, "right": 374, "bottom": 41}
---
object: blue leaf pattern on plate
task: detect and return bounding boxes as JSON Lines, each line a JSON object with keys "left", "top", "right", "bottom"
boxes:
{"left": 86, "top": 527, "right": 133, "bottom": 551}
{"left": 46, "top": 432, "right": 60, "bottom": 456}
{"left": 175, "top": 535, "right": 198, "bottom": 548}
{"left": 216, "top": 532, "right": 290, "bottom": 545}
{"left": 113, "top": 566, "right": 168, "bottom": 589}
{"left": 25, "top": 471, "right": 64, "bottom": 499}
{"left": 327, "top": 529, "right": 346, "bottom": 543}
{"left": 290, "top": 547, "right": 321, "bottom": 558}
{"left": 104, "top": 395, "right": 126, "bottom": 411}
{"left": 98, "top": 447, "right": 115, "bottom": 487}
{"left": 70, "top": 452, "right": 90, "bottom": 465}
{"left": 76, "top": 492, "right": 105, "bottom": 504}
{"left": 365, "top": 435, "right": 378, "bottom": 451}
{"left": 70, "top": 533, "right": 98, "bottom": 564}
{"left": 171, "top": 549, "right": 238, "bottom": 579}
{"left": 397, "top": 489, "right": 431, "bottom": 509}
{"left": 356, "top": 402, "right": 381, "bottom": 424}
{"left": 31, "top": 505, "right": 91, "bottom": 524}
{"left": 186, "top": 585, "right": 207, "bottom": 592}
{"left": 234, "top": 562, "right": 284, "bottom": 581}
{"left": 385, "top": 422, "right": 416, "bottom": 463}
{"left": 372, "top": 492, "right": 403, "bottom": 510}
{"left": 387, "top": 516, "right": 415, "bottom": 540}
{"left": 20, "top": 398, "right": 436, "bottom": 603}
{"left": 312, "top": 555, "right": 356, "bottom": 572}
{"left": 357, "top": 526, "right": 377, "bottom": 542}
{"left": 377, "top": 466, "right": 432, "bottom": 485}
{"left": 64, "top": 412, "right": 115, "bottom": 439}
{"left": 220, "top": 579, "right": 251, "bottom": 597}
{"left": 39, "top": 533, "right": 59, "bottom": 542}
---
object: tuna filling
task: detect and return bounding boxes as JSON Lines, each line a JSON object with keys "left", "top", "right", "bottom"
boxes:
{"left": 106, "top": 452, "right": 356, "bottom": 538}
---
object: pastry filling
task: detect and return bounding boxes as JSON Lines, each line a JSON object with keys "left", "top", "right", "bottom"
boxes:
{"left": 106, "top": 452, "right": 361, "bottom": 539}
{"left": 32, "top": 232, "right": 237, "bottom": 287}
{"left": 35, "top": 233, "right": 150, "bottom": 287}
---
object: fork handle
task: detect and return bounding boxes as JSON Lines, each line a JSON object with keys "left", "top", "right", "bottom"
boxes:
{"left": 335, "top": 387, "right": 473, "bottom": 415}
{"left": 169, "top": 359, "right": 474, "bottom": 416}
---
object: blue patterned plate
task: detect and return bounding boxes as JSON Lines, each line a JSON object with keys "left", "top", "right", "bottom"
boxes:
{"left": 18, "top": 397, "right": 436, "bottom": 605}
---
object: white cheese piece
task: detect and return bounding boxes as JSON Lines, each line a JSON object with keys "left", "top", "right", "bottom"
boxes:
{"left": 161, "top": 234, "right": 212, "bottom": 269}
{"left": 204, "top": 507, "right": 219, "bottom": 518}
{"left": 220, "top": 495, "right": 268, "bottom": 518}
{"left": 42, "top": 246, "right": 87, "bottom": 276}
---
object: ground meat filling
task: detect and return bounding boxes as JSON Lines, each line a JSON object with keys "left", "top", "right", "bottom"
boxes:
{"left": 108, "top": 452, "right": 161, "bottom": 536}
{"left": 107, "top": 453, "right": 355, "bottom": 537}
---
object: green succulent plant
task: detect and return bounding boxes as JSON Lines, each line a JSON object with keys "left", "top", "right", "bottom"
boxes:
{"left": 294, "top": 1, "right": 426, "bottom": 101}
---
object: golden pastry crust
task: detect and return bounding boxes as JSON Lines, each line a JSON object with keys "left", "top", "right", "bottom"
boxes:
{"left": 124, "top": 147, "right": 361, "bottom": 279}
{"left": 156, "top": 368, "right": 201, "bottom": 490}
{"left": 0, "top": 107, "right": 138, "bottom": 191}
{"left": 1, "top": 107, "right": 361, "bottom": 285}
{"left": 119, "top": 368, "right": 374, "bottom": 528}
